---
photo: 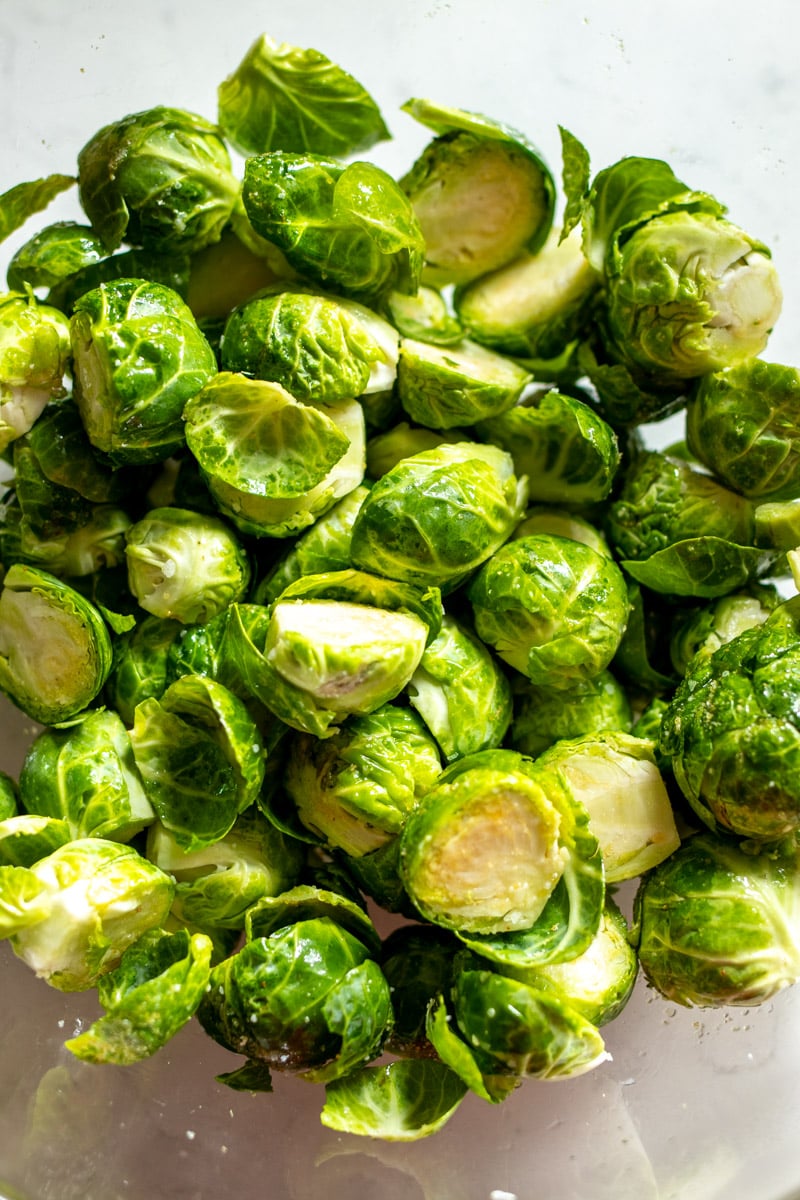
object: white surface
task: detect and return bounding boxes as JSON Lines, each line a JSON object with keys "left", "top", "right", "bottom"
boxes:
{"left": 2, "top": 3, "right": 800, "bottom": 1198}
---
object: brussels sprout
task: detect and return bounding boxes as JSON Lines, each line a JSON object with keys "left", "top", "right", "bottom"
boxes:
{"left": 3, "top": 437, "right": 133, "bottom": 579}
{"left": 604, "top": 211, "right": 782, "bottom": 379}
{"left": 284, "top": 704, "right": 442, "bottom": 857}
{"left": 668, "top": 585, "right": 779, "bottom": 676}
{"left": 379, "top": 923, "right": 459, "bottom": 1058}
{"left": 396, "top": 336, "right": 531, "bottom": 430}
{"left": 511, "top": 505, "right": 612, "bottom": 556}
{"left": 77, "top": 106, "right": 240, "bottom": 255}
{"left": 686, "top": 359, "right": 800, "bottom": 501}
{"left": 498, "top": 897, "right": 637, "bottom": 1027}
{"left": 0, "top": 771, "right": 18, "bottom": 821}
{"left": 607, "top": 450, "right": 776, "bottom": 599}
{"left": 245, "top": 880, "right": 381, "bottom": 958}
{"left": 454, "top": 227, "right": 599, "bottom": 359}
{"left": 229, "top": 572, "right": 442, "bottom": 737}
{"left": 146, "top": 809, "right": 304, "bottom": 931}
{"left": 385, "top": 285, "right": 463, "bottom": 346}
{"left": 253, "top": 483, "right": 370, "bottom": 606}
{"left": 535, "top": 731, "right": 680, "bottom": 883}
{"left": 575, "top": 333, "right": 686, "bottom": 428}
{"left": 65, "top": 927, "right": 213, "bottom": 1063}
{"left": 130, "top": 673, "right": 265, "bottom": 852}
{"left": 400, "top": 98, "right": 555, "bottom": 286}
{"left": 19, "top": 709, "right": 154, "bottom": 842}
{"left": 475, "top": 387, "right": 620, "bottom": 506}
{"left": 0, "top": 838, "right": 174, "bottom": 991}
{"left": 104, "top": 613, "right": 181, "bottom": 726}
{"left": 220, "top": 284, "right": 398, "bottom": 404}
{"left": 508, "top": 669, "right": 632, "bottom": 759}
{"left": 407, "top": 615, "right": 512, "bottom": 762}
{"left": 660, "top": 599, "right": 800, "bottom": 842}
{"left": 400, "top": 748, "right": 587, "bottom": 936}
{"left": 124, "top": 506, "right": 250, "bottom": 624}
{"left": 24, "top": 397, "right": 136, "bottom": 504}
{"left": 242, "top": 152, "right": 424, "bottom": 301}
{"left": 0, "top": 290, "right": 71, "bottom": 453}
{"left": 428, "top": 955, "right": 608, "bottom": 1100}
{"left": 350, "top": 441, "right": 527, "bottom": 590}
{"left": 0, "top": 815, "right": 71, "bottom": 867}
{"left": 69, "top": 278, "right": 218, "bottom": 466}
{"left": 467, "top": 533, "right": 629, "bottom": 689}
{"left": 634, "top": 833, "right": 800, "bottom": 1006}
{"left": 320, "top": 1059, "right": 468, "bottom": 1141}
{"left": 217, "top": 33, "right": 390, "bottom": 159}
{"left": 48, "top": 246, "right": 193, "bottom": 315}
{"left": 197, "top": 917, "right": 392, "bottom": 1085}
{"left": 612, "top": 579, "right": 679, "bottom": 695}
{"left": 7, "top": 221, "right": 106, "bottom": 293}
{"left": 365, "top": 421, "right": 468, "bottom": 480}
{"left": 183, "top": 373, "right": 365, "bottom": 539}
{"left": 0, "top": 564, "right": 114, "bottom": 724}
{"left": 262, "top": 597, "right": 428, "bottom": 724}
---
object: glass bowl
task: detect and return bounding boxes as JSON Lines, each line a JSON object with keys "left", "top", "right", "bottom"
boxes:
{"left": 2, "top": 3, "right": 800, "bottom": 1198}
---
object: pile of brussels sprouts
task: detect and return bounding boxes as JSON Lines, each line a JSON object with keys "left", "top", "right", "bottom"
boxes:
{"left": 2, "top": 33, "right": 800, "bottom": 1141}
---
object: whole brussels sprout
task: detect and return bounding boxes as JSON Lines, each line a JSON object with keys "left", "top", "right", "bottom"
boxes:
{"left": 467, "top": 533, "right": 629, "bottom": 689}
{"left": 350, "top": 441, "right": 527, "bottom": 591}
{"left": 77, "top": 106, "right": 240, "bottom": 255}
{"left": 660, "top": 598, "right": 800, "bottom": 842}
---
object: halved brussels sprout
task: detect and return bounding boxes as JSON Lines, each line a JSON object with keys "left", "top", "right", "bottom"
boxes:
{"left": 0, "top": 838, "right": 174, "bottom": 991}
{"left": 454, "top": 227, "right": 599, "bottom": 359}
{"left": 184, "top": 373, "right": 365, "bottom": 539}
{"left": 228, "top": 571, "right": 442, "bottom": 737}
{"left": 660, "top": 599, "right": 800, "bottom": 842}
{"left": 605, "top": 211, "right": 782, "bottom": 379}
{"left": 385, "top": 285, "right": 463, "bottom": 346}
{"left": 499, "top": 897, "right": 638, "bottom": 1027}
{"left": 668, "top": 585, "right": 779, "bottom": 677}
{"left": 284, "top": 704, "right": 442, "bottom": 857}
{"left": 607, "top": 450, "right": 775, "bottom": 599}
{"left": 124, "top": 506, "right": 250, "bottom": 624}
{"left": 400, "top": 750, "right": 571, "bottom": 935}
{"left": 146, "top": 809, "right": 304, "bottom": 931}
{"left": 0, "top": 564, "right": 113, "bottom": 724}
{"left": 535, "top": 731, "right": 680, "bottom": 882}
{"left": 396, "top": 335, "right": 531, "bottom": 430}
{"left": 197, "top": 916, "right": 392, "bottom": 1085}
{"left": 400, "top": 98, "right": 555, "bottom": 286}
{"left": 0, "top": 290, "right": 71, "bottom": 453}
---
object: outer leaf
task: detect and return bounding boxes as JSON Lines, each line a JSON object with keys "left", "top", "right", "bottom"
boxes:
{"left": 65, "top": 929, "right": 213, "bottom": 1064}
{"left": 218, "top": 34, "right": 390, "bottom": 158}
{"left": 558, "top": 127, "right": 591, "bottom": 242}
{"left": 621, "top": 538, "right": 777, "bottom": 599}
{"left": 0, "top": 175, "right": 76, "bottom": 244}
{"left": 321, "top": 1059, "right": 467, "bottom": 1140}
